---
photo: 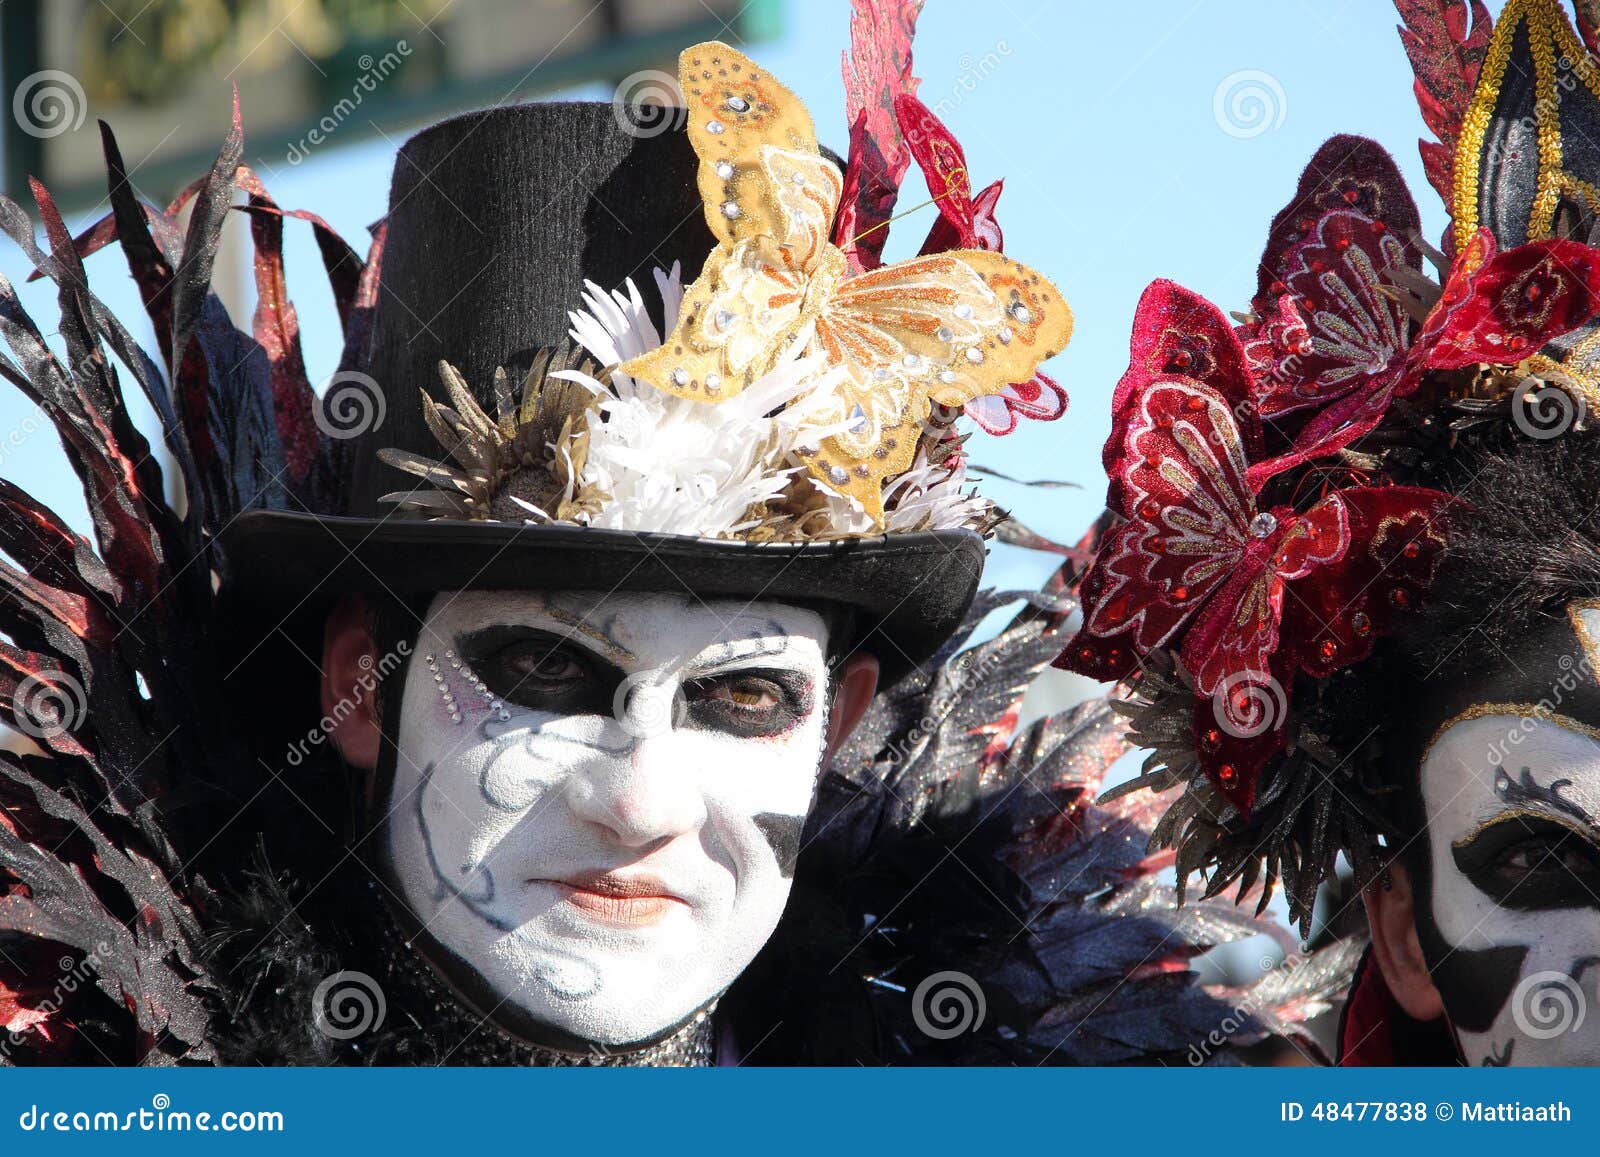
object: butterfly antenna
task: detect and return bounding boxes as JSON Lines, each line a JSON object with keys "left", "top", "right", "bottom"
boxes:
{"left": 847, "top": 169, "right": 968, "bottom": 248}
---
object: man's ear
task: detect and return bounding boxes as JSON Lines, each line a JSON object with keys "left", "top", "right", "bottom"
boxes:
{"left": 322, "top": 595, "right": 384, "bottom": 770}
{"left": 822, "top": 652, "right": 879, "bottom": 760}
{"left": 1363, "top": 858, "right": 1446, "bottom": 1022}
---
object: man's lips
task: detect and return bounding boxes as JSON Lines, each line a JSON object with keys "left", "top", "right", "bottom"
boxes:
{"left": 537, "top": 871, "right": 689, "bottom": 924}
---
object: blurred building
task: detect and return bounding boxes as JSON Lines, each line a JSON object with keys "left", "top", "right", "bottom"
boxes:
{"left": 3, "top": 0, "right": 778, "bottom": 210}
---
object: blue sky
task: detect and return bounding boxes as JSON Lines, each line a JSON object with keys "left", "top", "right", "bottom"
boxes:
{"left": 0, "top": 0, "right": 1461, "bottom": 595}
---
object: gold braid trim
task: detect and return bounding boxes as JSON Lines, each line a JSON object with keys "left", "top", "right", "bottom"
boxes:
{"left": 1453, "top": 0, "right": 1600, "bottom": 254}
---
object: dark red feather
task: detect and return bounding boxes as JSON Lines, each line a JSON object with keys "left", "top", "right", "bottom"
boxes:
{"left": 1393, "top": 0, "right": 1492, "bottom": 234}
{"left": 834, "top": 0, "right": 924, "bottom": 271}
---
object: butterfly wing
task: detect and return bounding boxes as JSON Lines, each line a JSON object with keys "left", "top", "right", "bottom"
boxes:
{"left": 896, "top": 93, "right": 978, "bottom": 246}
{"left": 1178, "top": 495, "right": 1351, "bottom": 697}
{"left": 1060, "top": 380, "right": 1256, "bottom": 685}
{"left": 620, "top": 43, "right": 845, "bottom": 398}
{"left": 1419, "top": 233, "right": 1600, "bottom": 370}
{"left": 1282, "top": 486, "right": 1451, "bottom": 679}
{"left": 1108, "top": 281, "right": 1261, "bottom": 513}
{"left": 805, "top": 250, "right": 1071, "bottom": 516}
{"left": 679, "top": 42, "right": 840, "bottom": 259}
{"left": 620, "top": 238, "right": 836, "bottom": 399}
{"left": 1243, "top": 210, "right": 1417, "bottom": 420}
{"left": 963, "top": 371, "right": 1068, "bottom": 435}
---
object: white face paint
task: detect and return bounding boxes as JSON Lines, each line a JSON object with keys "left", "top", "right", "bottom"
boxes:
{"left": 1418, "top": 712, "right": 1600, "bottom": 1065}
{"left": 383, "top": 590, "right": 833, "bottom": 1049}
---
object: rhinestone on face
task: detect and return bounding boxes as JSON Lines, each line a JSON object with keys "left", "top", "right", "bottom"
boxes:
{"left": 954, "top": 303, "right": 973, "bottom": 320}
{"left": 721, "top": 201, "right": 741, "bottom": 219}
{"left": 671, "top": 368, "right": 689, "bottom": 386}
{"left": 998, "top": 326, "right": 1013, "bottom": 344}
{"left": 1248, "top": 511, "right": 1278, "bottom": 538}
{"left": 724, "top": 95, "right": 750, "bottom": 112}
{"left": 714, "top": 161, "right": 734, "bottom": 180}
{"left": 706, "top": 120, "right": 726, "bottom": 134}
{"left": 705, "top": 373, "right": 721, "bottom": 391}
{"left": 938, "top": 369, "right": 958, "bottom": 384}
{"left": 1009, "top": 302, "right": 1032, "bottom": 324}
{"left": 714, "top": 309, "right": 736, "bottom": 331}
{"left": 965, "top": 347, "right": 985, "bottom": 364}
{"left": 936, "top": 325, "right": 953, "bottom": 342}
{"left": 874, "top": 367, "right": 890, "bottom": 381}
{"left": 829, "top": 466, "right": 849, "bottom": 485}
{"left": 790, "top": 171, "right": 806, "bottom": 186}
{"left": 902, "top": 353, "right": 921, "bottom": 369}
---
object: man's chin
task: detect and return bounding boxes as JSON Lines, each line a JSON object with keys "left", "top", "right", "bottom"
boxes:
{"left": 481, "top": 978, "right": 720, "bottom": 1053}
{"left": 476, "top": 940, "right": 721, "bottom": 1049}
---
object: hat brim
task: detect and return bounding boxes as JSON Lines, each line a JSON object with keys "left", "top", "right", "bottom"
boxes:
{"left": 221, "top": 511, "right": 985, "bottom": 682}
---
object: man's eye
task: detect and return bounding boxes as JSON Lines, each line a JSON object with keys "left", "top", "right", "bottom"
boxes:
{"left": 1499, "top": 839, "right": 1565, "bottom": 878}
{"left": 462, "top": 634, "right": 613, "bottom": 713}
{"left": 503, "top": 648, "right": 586, "bottom": 685}
{"left": 1454, "top": 819, "right": 1600, "bottom": 910}
{"left": 706, "top": 678, "right": 780, "bottom": 710}
{"left": 684, "top": 672, "right": 808, "bottom": 737}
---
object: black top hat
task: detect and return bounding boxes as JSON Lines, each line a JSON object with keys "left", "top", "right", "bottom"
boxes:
{"left": 223, "top": 101, "right": 984, "bottom": 679}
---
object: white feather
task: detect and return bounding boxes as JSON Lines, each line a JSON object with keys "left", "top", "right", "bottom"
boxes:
{"left": 555, "top": 266, "right": 995, "bottom": 538}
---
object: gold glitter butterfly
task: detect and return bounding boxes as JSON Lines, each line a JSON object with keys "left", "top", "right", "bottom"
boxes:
{"left": 619, "top": 41, "right": 1074, "bottom": 522}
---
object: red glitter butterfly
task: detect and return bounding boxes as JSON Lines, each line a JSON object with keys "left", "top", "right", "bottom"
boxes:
{"left": 1062, "top": 283, "right": 1451, "bottom": 810}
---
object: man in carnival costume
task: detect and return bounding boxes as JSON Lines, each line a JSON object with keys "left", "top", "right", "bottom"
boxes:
{"left": 0, "top": 1, "right": 1344, "bottom": 1065}
{"left": 1061, "top": 0, "right": 1600, "bottom": 1067}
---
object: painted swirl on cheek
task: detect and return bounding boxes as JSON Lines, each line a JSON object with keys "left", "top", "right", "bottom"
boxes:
{"left": 415, "top": 762, "right": 505, "bottom": 923}
{"left": 753, "top": 813, "right": 804, "bottom": 877}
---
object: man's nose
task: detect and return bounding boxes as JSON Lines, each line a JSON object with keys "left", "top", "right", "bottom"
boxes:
{"left": 565, "top": 730, "right": 707, "bottom": 848}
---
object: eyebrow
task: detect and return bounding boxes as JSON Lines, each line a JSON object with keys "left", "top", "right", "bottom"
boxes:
{"left": 521, "top": 600, "right": 638, "bottom": 662}
{"left": 1494, "top": 766, "right": 1598, "bottom": 831}
{"left": 449, "top": 612, "right": 635, "bottom": 669}
{"left": 681, "top": 620, "right": 814, "bottom": 675}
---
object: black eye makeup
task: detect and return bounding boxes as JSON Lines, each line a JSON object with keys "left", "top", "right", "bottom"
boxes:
{"left": 682, "top": 668, "right": 815, "bottom": 738}
{"left": 451, "top": 625, "right": 817, "bottom": 738}
{"left": 456, "top": 626, "right": 619, "bottom": 716}
{"left": 1452, "top": 812, "right": 1600, "bottom": 911}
